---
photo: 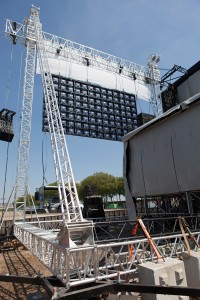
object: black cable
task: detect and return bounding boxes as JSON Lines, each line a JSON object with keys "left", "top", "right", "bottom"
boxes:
{"left": 2, "top": 142, "right": 10, "bottom": 210}
{"left": 140, "top": 149, "right": 147, "bottom": 195}
{"left": 5, "top": 44, "right": 14, "bottom": 108}
{"left": 170, "top": 136, "right": 180, "bottom": 192}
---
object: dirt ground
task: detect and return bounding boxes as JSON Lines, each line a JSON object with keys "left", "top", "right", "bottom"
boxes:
{"left": 0, "top": 240, "right": 53, "bottom": 300}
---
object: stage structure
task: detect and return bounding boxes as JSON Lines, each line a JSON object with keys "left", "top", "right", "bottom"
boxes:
{"left": 4, "top": 9, "right": 161, "bottom": 227}
{"left": 123, "top": 93, "right": 200, "bottom": 219}
{"left": 4, "top": 7, "right": 193, "bottom": 293}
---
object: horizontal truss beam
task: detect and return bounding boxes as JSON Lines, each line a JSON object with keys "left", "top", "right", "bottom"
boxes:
{"left": 5, "top": 19, "right": 149, "bottom": 82}
{"left": 13, "top": 222, "right": 200, "bottom": 287}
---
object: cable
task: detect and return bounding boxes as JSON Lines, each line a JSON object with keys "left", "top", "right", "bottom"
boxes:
{"left": 2, "top": 143, "right": 10, "bottom": 210}
{"left": 4, "top": 44, "right": 14, "bottom": 108}
{"left": 1, "top": 43, "right": 14, "bottom": 211}
{"left": 16, "top": 48, "right": 24, "bottom": 117}
{"left": 170, "top": 136, "right": 181, "bottom": 192}
{"left": 9, "top": 47, "right": 24, "bottom": 191}
{"left": 134, "top": 79, "right": 143, "bottom": 114}
{"left": 42, "top": 133, "right": 48, "bottom": 186}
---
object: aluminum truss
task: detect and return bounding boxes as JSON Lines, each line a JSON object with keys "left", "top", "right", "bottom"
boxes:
{"left": 13, "top": 222, "right": 200, "bottom": 287}
{"left": 5, "top": 19, "right": 148, "bottom": 80}
{"left": 147, "top": 54, "right": 161, "bottom": 116}
{"left": 5, "top": 18, "right": 161, "bottom": 115}
{"left": 12, "top": 15, "right": 36, "bottom": 222}
{"left": 22, "top": 215, "right": 200, "bottom": 242}
{"left": 31, "top": 7, "right": 83, "bottom": 222}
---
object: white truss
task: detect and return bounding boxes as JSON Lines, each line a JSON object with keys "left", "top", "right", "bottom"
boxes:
{"left": 147, "top": 54, "right": 162, "bottom": 115}
{"left": 14, "top": 222, "right": 200, "bottom": 287}
{"left": 42, "top": 32, "right": 148, "bottom": 82}
{"left": 30, "top": 7, "right": 83, "bottom": 225}
{"left": 5, "top": 18, "right": 161, "bottom": 116}
{"left": 5, "top": 19, "right": 148, "bottom": 81}
{"left": 13, "top": 16, "right": 36, "bottom": 221}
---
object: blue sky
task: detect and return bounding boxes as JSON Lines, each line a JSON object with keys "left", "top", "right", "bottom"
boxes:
{"left": 0, "top": 0, "right": 200, "bottom": 200}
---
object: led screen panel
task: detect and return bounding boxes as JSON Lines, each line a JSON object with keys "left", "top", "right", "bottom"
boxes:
{"left": 42, "top": 75, "right": 138, "bottom": 141}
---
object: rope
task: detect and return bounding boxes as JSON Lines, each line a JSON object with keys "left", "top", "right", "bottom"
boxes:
{"left": 16, "top": 48, "right": 24, "bottom": 117}
{"left": 179, "top": 217, "right": 191, "bottom": 258}
{"left": 134, "top": 79, "right": 143, "bottom": 114}
{"left": 4, "top": 44, "right": 14, "bottom": 108}
{"left": 2, "top": 143, "right": 10, "bottom": 210}
{"left": 9, "top": 48, "right": 24, "bottom": 190}
{"left": 170, "top": 136, "right": 181, "bottom": 192}
{"left": 1, "top": 44, "right": 14, "bottom": 211}
{"left": 42, "top": 133, "right": 48, "bottom": 186}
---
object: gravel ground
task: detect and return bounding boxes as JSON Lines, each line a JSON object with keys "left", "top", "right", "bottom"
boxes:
{"left": 0, "top": 240, "right": 52, "bottom": 300}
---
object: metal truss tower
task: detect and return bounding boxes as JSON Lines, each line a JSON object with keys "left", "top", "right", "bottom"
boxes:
{"left": 12, "top": 15, "right": 36, "bottom": 222}
{"left": 31, "top": 7, "right": 94, "bottom": 247}
{"left": 147, "top": 54, "right": 162, "bottom": 116}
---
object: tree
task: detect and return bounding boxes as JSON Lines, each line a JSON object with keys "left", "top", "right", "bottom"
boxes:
{"left": 115, "top": 176, "right": 125, "bottom": 200}
{"left": 16, "top": 194, "right": 38, "bottom": 208}
{"left": 77, "top": 172, "right": 125, "bottom": 202}
{"left": 43, "top": 173, "right": 125, "bottom": 203}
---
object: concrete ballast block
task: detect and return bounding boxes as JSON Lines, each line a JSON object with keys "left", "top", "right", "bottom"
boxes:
{"left": 182, "top": 250, "right": 200, "bottom": 288}
{"left": 138, "top": 257, "right": 189, "bottom": 300}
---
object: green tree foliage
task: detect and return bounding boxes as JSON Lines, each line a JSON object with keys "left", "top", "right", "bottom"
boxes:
{"left": 16, "top": 194, "right": 37, "bottom": 207}
{"left": 115, "top": 176, "right": 125, "bottom": 200}
{"left": 76, "top": 172, "right": 125, "bottom": 201}
{"left": 30, "top": 173, "right": 124, "bottom": 205}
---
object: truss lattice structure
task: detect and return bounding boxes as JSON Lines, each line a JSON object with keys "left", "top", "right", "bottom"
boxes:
{"left": 147, "top": 54, "right": 162, "bottom": 116}
{"left": 13, "top": 16, "right": 36, "bottom": 221}
{"left": 30, "top": 7, "right": 83, "bottom": 225}
{"left": 5, "top": 18, "right": 162, "bottom": 115}
{"left": 5, "top": 19, "right": 148, "bottom": 82}
{"left": 13, "top": 222, "right": 200, "bottom": 287}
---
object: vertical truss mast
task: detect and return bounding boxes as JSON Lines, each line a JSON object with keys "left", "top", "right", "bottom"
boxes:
{"left": 6, "top": 6, "right": 94, "bottom": 247}
{"left": 12, "top": 13, "right": 36, "bottom": 222}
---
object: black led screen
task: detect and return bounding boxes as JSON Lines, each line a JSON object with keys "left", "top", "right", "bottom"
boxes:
{"left": 161, "top": 85, "right": 178, "bottom": 113}
{"left": 42, "top": 75, "right": 138, "bottom": 141}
